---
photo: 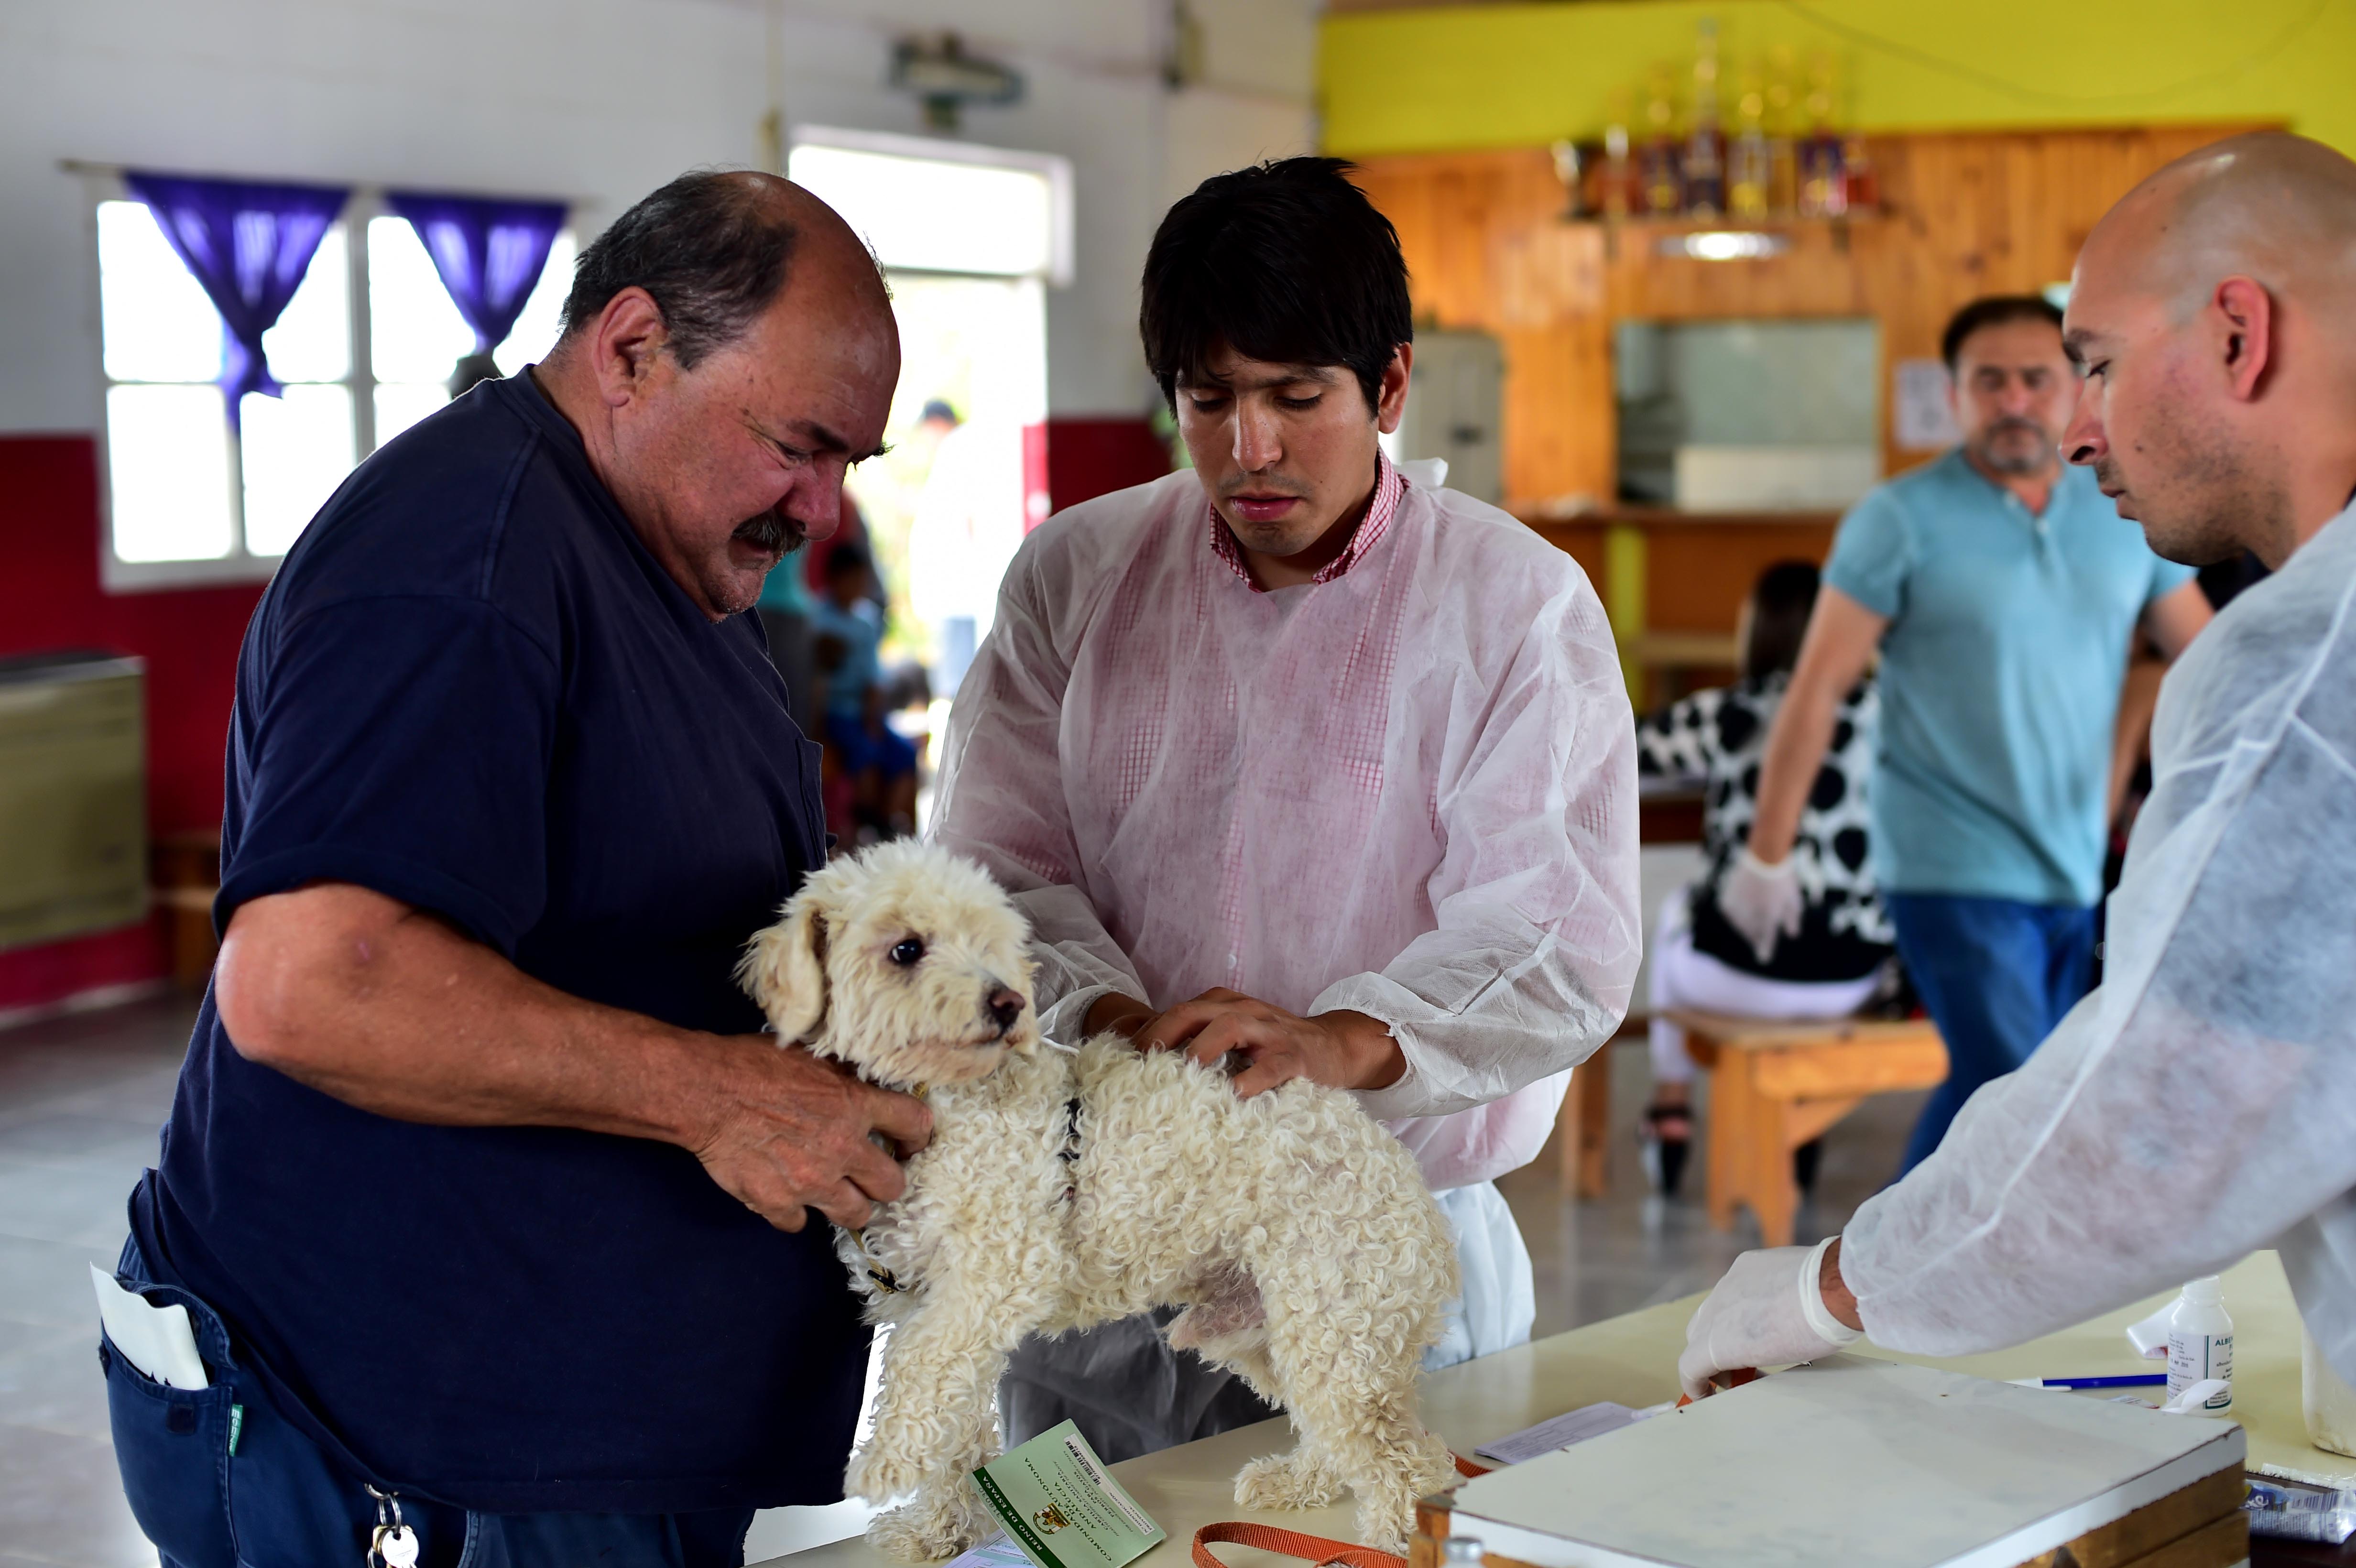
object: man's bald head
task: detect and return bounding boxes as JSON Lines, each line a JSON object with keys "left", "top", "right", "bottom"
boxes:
{"left": 2062, "top": 132, "right": 2356, "bottom": 568}
{"left": 2089, "top": 133, "right": 2356, "bottom": 327}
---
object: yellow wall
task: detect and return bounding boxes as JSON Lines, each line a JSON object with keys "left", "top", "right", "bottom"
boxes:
{"left": 1320, "top": 0, "right": 2355, "bottom": 159}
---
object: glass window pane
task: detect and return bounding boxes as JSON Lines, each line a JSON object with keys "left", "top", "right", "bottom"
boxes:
{"left": 788, "top": 146, "right": 1053, "bottom": 276}
{"left": 493, "top": 230, "right": 576, "bottom": 376}
{"left": 369, "top": 215, "right": 476, "bottom": 384}
{"left": 260, "top": 224, "right": 350, "bottom": 384}
{"left": 240, "top": 385, "right": 357, "bottom": 556}
{"left": 107, "top": 384, "right": 233, "bottom": 562}
{"left": 99, "top": 200, "right": 225, "bottom": 383}
{"left": 373, "top": 383, "right": 450, "bottom": 449}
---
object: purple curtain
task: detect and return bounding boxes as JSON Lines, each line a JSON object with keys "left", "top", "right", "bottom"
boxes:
{"left": 122, "top": 172, "right": 350, "bottom": 430}
{"left": 386, "top": 192, "right": 568, "bottom": 391}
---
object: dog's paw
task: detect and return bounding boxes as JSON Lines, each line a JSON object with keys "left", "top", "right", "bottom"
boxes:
{"left": 1350, "top": 1492, "right": 1417, "bottom": 1557}
{"left": 1233, "top": 1447, "right": 1342, "bottom": 1510}
{"left": 866, "top": 1500, "right": 982, "bottom": 1563}
{"left": 844, "top": 1442, "right": 923, "bottom": 1505}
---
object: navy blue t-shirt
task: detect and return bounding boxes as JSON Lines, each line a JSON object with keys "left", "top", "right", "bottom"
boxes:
{"left": 131, "top": 371, "right": 866, "bottom": 1514}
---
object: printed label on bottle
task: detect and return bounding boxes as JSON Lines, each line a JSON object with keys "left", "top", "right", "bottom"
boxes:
{"left": 2169, "top": 1332, "right": 2234, "bottom": 1408}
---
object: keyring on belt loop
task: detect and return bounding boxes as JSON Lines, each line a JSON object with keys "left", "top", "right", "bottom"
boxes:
{"left": 365, "top": 1482, "right": 404, "bottom": 1532}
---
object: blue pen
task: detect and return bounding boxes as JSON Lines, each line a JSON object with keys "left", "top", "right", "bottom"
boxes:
{"left": 2008, "top": 1374, "right": 2170, "bottom": 1390}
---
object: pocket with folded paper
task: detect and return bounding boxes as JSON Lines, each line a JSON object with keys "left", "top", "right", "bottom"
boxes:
{"left": 1432, "top": 1355, "right": 2247, "bottom": 1568}
{"left": 91, "top": 1264, "right": 209, "bottom": 1389}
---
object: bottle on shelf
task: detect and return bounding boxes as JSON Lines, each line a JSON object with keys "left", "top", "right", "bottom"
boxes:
{"left": 1765, "top": 44, "right": 1800, "bottom": 216}
{"left": 1841, "top": 134, "right": 1879, "bottom": 214}
{"left": 1601, "top": 106, "right": 1635, "bottom": 221}
{"left": 1640, "top": 68, "right": 1684, "bottom": 217}
{"left": 1681, "top": 18, "right": 1727, "bottom": 218}
{"left": 1729, "top": 63, "right": 1771, "bottom": 219}
{"left": 1551, "top": 139, "right": 1588, "bottom": 220}
{"left": 1796, "top": 54, "right": 1846, "bottom": 219}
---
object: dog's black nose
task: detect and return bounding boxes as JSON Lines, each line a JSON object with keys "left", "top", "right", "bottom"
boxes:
{"left": 986, "top": 988, "right": 1024, "bottom": 1033}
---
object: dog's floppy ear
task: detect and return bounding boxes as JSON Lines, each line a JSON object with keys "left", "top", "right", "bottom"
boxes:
{"left": 739, "top": 893, "right": 830, "bottom": 1044}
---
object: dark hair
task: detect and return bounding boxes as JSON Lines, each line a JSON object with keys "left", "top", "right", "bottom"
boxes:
{"left": 1140, "top": 157, "right": 1412, "bottom": 412}
{"left": 824, "top": 540, "right": 873, "bottom": 579}
{"left": 1743, "top": 560, "right": 1822, "bottom": 681}
{"left": 560, "top": 171, "right": 800, "bottom": 368}
{"left": 1940, "top": 294, "right": 2065, "bottom": 370}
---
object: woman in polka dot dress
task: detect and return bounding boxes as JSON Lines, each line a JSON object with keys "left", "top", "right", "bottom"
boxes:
{"left": 1634, "top": 561, "right": 1894, "bottom": 1196}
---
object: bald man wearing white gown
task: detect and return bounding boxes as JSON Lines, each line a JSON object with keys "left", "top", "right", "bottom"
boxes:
{"left": 1678, "top": 133, "right": 2356, "bottom": 1400}
{"left": 932, "top": 158, "right": 1641, "bottom": 1459}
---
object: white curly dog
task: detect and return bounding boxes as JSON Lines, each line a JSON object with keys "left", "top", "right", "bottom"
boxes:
{"left": 739, "top": 840, "right": 1462, "bottom": 1561}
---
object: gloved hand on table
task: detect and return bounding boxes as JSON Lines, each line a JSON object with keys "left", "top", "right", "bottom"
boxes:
{"left": 1678, "top": 1237, "right": 1863, "bottom": 1400}
{"left": 1719, "top": 848, "right": 1803, "bottom": 965}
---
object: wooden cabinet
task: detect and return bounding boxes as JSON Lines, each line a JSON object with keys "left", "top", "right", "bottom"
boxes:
{"left": 1350, "top": 123, "right": 2272, "bottom": 703}
{"left": 1353, "top": 123, "right": 2273, "bottom": 505}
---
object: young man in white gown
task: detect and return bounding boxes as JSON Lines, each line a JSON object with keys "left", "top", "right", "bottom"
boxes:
{"left": 932, "top": 157, "right": 1641, "bottom": 1459}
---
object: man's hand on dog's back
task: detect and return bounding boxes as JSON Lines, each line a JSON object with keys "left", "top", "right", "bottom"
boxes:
{"left": 1091, "top": 987, "right": 1407, "bottom": 1097}
{"left": 217, "top": 880, "right": 931, "bottom": 1234}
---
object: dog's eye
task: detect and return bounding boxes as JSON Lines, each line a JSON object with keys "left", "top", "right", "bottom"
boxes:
{"left": 889, "top": 937, "right": 926, "bottom": 967}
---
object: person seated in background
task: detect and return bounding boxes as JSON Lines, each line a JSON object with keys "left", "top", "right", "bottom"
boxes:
{"left": 1723, "top": 294, "right": 2213, "bottom": 1177}
{"left": 1634, "top": 561, "right": 1894, "bottom": 1196}
{"left": 811, "top": 540, "right": 917, "bottom": 839}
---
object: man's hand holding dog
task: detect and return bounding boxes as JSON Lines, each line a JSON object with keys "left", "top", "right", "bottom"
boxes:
{"left": 688, "top": 1039, "right": 933, "bottom": 1233}
{"left": 1112, "top": 988, "right": 1405, "bottom": 1097}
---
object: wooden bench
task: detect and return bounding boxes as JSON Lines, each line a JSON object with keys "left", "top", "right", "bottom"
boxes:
{"left": 1667, "top": 1008, "right": 1948, "bottom": 1247}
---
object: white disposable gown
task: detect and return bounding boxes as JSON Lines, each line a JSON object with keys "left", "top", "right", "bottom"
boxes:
{"left": 1844, "top": 497, "right": 2356, "bottom": 1383}
{"left": 934, "top": 464, "right": 1636, "bottom": 1448}
{"left": 932, "top": 466, "right": 1641, "bottom": 1192}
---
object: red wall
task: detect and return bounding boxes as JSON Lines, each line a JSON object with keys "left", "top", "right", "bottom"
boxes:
{"left": 0, "top": 420, "right": 1167, "bottom": 1014}
{"left": 0, "top": 434, "right": 264, "bottom": 1012}
{"left": 1044, "top": 417, "right": 1172, "bottom": 513}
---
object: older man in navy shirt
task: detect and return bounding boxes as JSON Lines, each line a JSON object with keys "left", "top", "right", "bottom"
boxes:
{"left": 102, "top": 173, "right": 927, "bottom": 1568}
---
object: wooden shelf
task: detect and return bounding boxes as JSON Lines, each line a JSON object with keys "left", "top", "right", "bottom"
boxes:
{"left": 1557, "top": 208, "right": 1889, "bottom": 232}
{"left": 1629, "top": 631, "right": 1739, "bottom": 667}
{"left": 1508, "top": 503, "right": 1841, "bottom": 530}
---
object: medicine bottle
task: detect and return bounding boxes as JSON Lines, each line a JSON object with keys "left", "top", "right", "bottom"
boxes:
{"left": 2166, "top": 1277, "right": 2234, "bottom": 1411}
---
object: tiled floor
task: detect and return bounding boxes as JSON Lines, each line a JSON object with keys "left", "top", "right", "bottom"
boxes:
{"left": 0, "top": 994, "right": 195, "bottom": 1568}
{"left": 0, "top": 1006, "right": 1922, "bottom": 1567}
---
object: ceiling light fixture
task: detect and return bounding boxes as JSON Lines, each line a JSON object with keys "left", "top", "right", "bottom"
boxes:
{"left": 1659, "top": 230, "right": 1789, "bottom": 261}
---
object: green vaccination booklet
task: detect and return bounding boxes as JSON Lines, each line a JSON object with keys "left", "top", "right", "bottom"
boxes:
{"left": 969, "top": 1420, "right": 1167, "bottom": 1568}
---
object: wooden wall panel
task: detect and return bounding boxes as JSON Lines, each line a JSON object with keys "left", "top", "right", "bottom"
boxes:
{"left": 1647, "top": 519, "right": 1840, "bottom": 633}
{"left": 1353, "top": 123, "right": 2273, "bottom": 508}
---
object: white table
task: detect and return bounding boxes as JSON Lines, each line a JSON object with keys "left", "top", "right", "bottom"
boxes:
{"left": 760, "top": 1251, "right": 2353, "bottom": 1568}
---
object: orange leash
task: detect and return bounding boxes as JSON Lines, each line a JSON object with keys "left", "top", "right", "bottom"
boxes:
{"left": 1191, "top": 1520, "right": 1406, "bottom": 1568}
{"left": 1188, "top": 1455, "right": 1492, "bottom": 1568}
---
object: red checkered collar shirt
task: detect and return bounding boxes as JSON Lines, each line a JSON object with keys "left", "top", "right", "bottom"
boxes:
{"left": 1204, "top": 450, "right": 1408, "bottom": 592}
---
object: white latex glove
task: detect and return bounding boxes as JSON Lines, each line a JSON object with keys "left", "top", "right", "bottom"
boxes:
{"left": 1678, "top": 1239, "right": 1861, "bottom": 1400}
{"left": 1718, "top": 848, "right": 1803, "bottom": 965}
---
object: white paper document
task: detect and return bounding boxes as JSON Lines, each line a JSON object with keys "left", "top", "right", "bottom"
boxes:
{"left": 91, "top": 1263, "right": 207, "bottom": 1390}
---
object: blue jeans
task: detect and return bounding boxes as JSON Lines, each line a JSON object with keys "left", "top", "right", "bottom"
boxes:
{"left": 103, "top": 1236, "right": 755, "bottom": 1568}
{"left": 1887, "top": 893, "right": 2097, "bottom": 1176}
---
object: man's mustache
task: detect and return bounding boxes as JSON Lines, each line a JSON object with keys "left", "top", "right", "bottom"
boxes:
{"left": 733, "top": 507, "right": 806, "bottom": 555}
{"left": 1986, "top": 416, "right": 2050, "bottom": 439}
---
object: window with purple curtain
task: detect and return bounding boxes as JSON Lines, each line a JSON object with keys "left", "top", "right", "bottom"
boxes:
{"left": 121, "top": 172, "right": 351, "bottom": 431}
{"left": 385, "top": 192, "right": 569, "bottom": 394}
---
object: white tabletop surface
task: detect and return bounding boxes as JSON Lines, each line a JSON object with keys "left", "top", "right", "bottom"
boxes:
{"left": 756, "top": 1250, "right": 2352, "bottom": 1568}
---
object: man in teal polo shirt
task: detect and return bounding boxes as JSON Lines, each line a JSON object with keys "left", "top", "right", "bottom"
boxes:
{"left": 1724, "top": 295, "right": 2212, "bottom": 1173}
